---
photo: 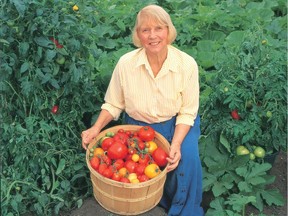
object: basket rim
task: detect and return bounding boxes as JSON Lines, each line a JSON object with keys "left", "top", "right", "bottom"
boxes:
{"left": 86, "top": 124, "right": 169, "bottom": 187}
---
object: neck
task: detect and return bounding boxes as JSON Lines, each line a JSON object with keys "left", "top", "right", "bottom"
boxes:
{"left": 146, "top": 47, "right": 168, "bottom": 77}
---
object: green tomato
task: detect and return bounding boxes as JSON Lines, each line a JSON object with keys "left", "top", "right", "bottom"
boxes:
{"left": 266, "top": 111, "right": 272, "bottom": 118}
{"left": 105, "top": 131, "right": 115, "bottom": 137}
{"left": 249, "top": 153, "right": 256, "bottom": 160}
{"left": 56, "top": 56, "right": 66, "bottom": 65}
{"left": 236, "top": 145, "right": 250, "bottom": 155}
{"left": 224, "top": 87, "right": 229, "bottom": 92}
{"left": 254, "top": 147, "right": 266, "bottom": 158}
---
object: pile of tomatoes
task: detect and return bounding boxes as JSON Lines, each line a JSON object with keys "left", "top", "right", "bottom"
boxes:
{"left": 88, "top": 126, "right": 169, "bottom": 184}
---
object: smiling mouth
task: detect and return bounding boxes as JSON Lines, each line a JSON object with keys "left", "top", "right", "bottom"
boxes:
{"left": 149, "top": 42, "right": 160, "bottom": 46}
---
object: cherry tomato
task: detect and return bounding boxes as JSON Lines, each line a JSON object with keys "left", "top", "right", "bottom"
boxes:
{"left": 132, "top": 154, "right": 140, "bottom": 162}
{"left": 51, "top": 105, "right": 59, "bottom": 114}
{"left": 138, "top": 126, "right": 155, "bottom": 141}
{"left": 144, "top": 163, "right": 161, "bottom": 179}
{"left": 231, "top": 110, "right": 240, "bottom": 120}
{"left": 90, "top": 157, "right": 100, "bottom": 170}
{"left": 152, "top": 147, "right": 168, "bottom": 167}
{"left": 107, "top": 142, "right": 128, "bottom": 160}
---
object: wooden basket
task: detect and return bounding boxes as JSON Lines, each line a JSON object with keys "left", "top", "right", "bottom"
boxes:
{"left": 86, "top": 125, "right": 169, "bottom": 215}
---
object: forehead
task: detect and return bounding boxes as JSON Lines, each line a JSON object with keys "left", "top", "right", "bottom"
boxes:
{"left": 137, "top": 14, "right": 166, "bottom": 29}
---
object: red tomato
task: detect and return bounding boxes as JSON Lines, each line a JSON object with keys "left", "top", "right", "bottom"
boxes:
{"left": 101, "top": 137, "right": 114, "bottom": 151}
{"left": 138, "top": 153, "right": 150, "bottom": 165}
{"left": 100, "top": 155, "right": 112, "bottom": 165}
{"left": 98, "top": 163, "right": 108, "bottom": 175}
{"left": 102, "top": 166, "right": 114, "bottom": 178}
{"left": 135, "top": 164, "right": 146, "bottom": 175}
{"left": 120, "top": 177, "right": 130, "bottom": 183}
{"left": 113, "top": 159, "right": 125, "bottom": 170}
{"left": 231, "top": 110, "right": 240, "bottom": 120}
{"left": 112, "top": 172, "right": 121, "bottom": 181}
{"left": 138, "top": 174, "right": 150, "bottom": 182}
{"left": 138, "top": 141, "right": 146, "bottom": 150}
{"left": 127, "top": 137, "right": 141, "bottom": 147}
{"left": 125, "top": 160, "right": 138, "bottom": 173}
{"left": 90, "top": 157, "right": 100, "bottom": 170}
{"left": 138, "top": 126, "right": 155, "bottom": 141}
{"left": 107, "top": 142, "right": 128, "bottom": 160}
{"left": 113, "top": 132, "right": 129, "bottom": 145}
{"left": 51, "top": 105, "right": 59, "bottom": 114}
{"left": 152, "top": 147, "right": 168, "bottom": 167}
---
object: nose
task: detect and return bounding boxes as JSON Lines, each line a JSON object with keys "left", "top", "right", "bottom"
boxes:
{"left": 148, "top": 30, "right": 157, "bottom": 39}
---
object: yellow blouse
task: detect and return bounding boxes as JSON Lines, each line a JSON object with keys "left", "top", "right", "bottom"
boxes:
{"left": 101, "top": 45, "right": 199, "bottom": 126}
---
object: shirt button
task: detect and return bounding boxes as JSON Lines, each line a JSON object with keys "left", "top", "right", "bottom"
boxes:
{"left": 179, "top": 173, "right": 184, "bottom": 177}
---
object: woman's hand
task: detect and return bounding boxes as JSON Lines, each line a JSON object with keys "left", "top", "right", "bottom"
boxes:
{"left": 81, "top": 126, "right": 99, "bottom": 150}
{"left": 166, "top": 143, "right": 181, "bottom": 172}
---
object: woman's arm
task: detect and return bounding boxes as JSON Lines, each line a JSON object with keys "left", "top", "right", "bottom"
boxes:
{"left": 81, "top": 109, "right": 114, "bottom": 150}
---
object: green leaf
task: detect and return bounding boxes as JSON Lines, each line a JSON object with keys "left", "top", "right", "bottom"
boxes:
{"left": 34, "top": 36, "right": 52, "bottom": 48}
{"left": 11, "top": 0, "right": 26, "bottom": 17}
{"left": 225, "top": 194, "right": 256, "bottom": 212}
{"left": 19, "top": 42, "right": 29, "bottom": 56}
{"left": 261, "top": 189, "right": 285, "bottom": 206}
{"left": 56, "top": 159, "right": 66, "bottom": 175}
{"left": 20, "top": 62, "right": 30, "bottom": 73}
{"left": 219, "top": 133, "right": 231, "bottom": 153}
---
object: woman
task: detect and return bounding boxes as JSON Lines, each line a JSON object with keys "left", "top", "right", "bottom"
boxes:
{"left": 81, "top": 4, "right": 204, "bottom": 216}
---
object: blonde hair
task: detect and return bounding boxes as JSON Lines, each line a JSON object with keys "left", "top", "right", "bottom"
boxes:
{"left": 132, "top": 5, "right": 177, "bottom": 47}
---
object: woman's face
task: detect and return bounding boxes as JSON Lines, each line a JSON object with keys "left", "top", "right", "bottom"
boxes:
{"left": 137, "top": 19, "right": 169, "bottom": 56}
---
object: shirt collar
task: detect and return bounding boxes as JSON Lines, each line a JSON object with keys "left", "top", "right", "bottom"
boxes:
{"left": 135, "top": 45, "right": 179, "bottom": 73}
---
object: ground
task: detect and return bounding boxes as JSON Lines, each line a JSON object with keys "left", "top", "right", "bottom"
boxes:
{"left": 63, "top": 151, "right": 287, "bottom": 216}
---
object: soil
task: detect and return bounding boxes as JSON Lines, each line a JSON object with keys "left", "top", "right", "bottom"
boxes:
{"left": 62, "top": 151, "right": 287, "bottom": 216}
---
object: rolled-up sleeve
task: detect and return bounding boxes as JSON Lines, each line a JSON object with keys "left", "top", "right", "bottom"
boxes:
{"left": 101, "top": 63, "right": 125, "bottom": 120}
{"left": 176, "top": 59, "right": 199, "bottom": 126}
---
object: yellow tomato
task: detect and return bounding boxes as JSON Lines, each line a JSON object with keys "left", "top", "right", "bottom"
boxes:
{"left": 118, "top": 167, "right": 128, "bottom": 178}
{"left": 128, "top": 173, "right": 138, "bottom": 182}
{"left": 130, "top": 178, "right": 140, "bottom": 184}
{"left": 72, "top": 5, "right": 79, "bottom": 11}
{"left": 132, "top": 154, "right": 140, "bottom": 162}
{"left": 147, "top": 141, "right": 158, "bottom": 154}
{"left": 93, "top": 147, "right": 104, "bottom": 157}
{"left": 144, "top": 163, "right": 161, "bottom": 179}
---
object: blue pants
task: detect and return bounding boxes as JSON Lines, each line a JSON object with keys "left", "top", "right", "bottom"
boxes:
{"left": 124, "top": 114, "right": 204, "bottom": 216}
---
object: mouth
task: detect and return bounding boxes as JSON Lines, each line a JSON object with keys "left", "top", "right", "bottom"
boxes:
{"left": 149, "top": 41, "right": 160, "bottom": 46}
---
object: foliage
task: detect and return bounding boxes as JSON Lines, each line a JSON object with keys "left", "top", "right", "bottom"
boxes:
{"left": 0, "top": 0, "right": 286, "bottom": 215}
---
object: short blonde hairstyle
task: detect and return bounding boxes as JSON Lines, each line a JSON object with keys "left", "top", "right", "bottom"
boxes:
{"left": 132, "top": 5, "right": 177, "bottom": 47}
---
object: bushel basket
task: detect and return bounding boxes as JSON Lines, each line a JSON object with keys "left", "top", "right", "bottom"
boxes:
{"left": 86, "top": 125, "right": 170, "bottom": 215}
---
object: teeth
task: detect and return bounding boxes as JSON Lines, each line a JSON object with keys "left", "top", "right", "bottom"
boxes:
{"left": 150, "top": 42, "right": 159, "bottom": 45}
